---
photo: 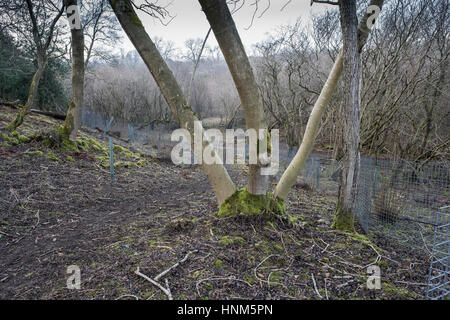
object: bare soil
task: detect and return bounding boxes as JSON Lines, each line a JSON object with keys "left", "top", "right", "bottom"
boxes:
{"left": 0, "top": 106, "right": 430, "bottom": 300}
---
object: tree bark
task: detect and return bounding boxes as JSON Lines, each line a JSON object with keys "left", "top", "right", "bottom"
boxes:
{"left": 8, "top": 56, "right": 47, "bottom": 131}
{"left": 7, "top": 0, "right": 65, "bottom": 132}
{"left": 198, "top": 0, "right": 270, "bottom": 195}
{"left": 333, "top": 0, "right": 360, "bottom": 232}
{"left": 63, "top": 0, "right": 85, "bottom": 141}
{"left": 108, "top": 0, "right": 236, "bottom": 204}
{"left": 274, "top": 0, "right": 384, "bottom": 201}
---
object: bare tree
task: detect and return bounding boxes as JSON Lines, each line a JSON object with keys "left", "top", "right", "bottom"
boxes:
{"left": 81, "top": 0, "right": 121, "bottom": 69}
{"left": 332, "top": 0, "right": 360, "bottom": 232}
{"left": 63, "top": 0, "right": 85, "bottom": 141}
{"left": 107, "top": 0, "right": 236, "bottom": 205}
{"left": 274, "top": 0, "right": 385, "bottom": 202}
{"left": 2, "top": 0, "right": 65, "bottom": 131}
{"left": 198, "top": 0, "right": 271, "bottom": 196}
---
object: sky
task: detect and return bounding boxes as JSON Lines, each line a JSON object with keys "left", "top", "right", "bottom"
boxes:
{"left": 120, "top": 0, "right": 336, "bottom": 53}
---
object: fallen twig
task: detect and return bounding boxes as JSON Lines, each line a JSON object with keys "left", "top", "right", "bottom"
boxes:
{"left": 154, "top": 250, "right": 197, "bottom": 281}
{"left": 134, "top": 266, "right": 173, "bottom": 300}
{"left": 311, "top": 273, "right": 323, "bottom": 299}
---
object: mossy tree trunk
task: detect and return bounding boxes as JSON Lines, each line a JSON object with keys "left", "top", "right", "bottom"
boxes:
{"left": 274, "top": 0, "right": 384, "bottom": 202}
{"left": 8, "top": 56, "right": 46, "bottom": 131}
{"left": 7, "top": 0, "right": 65, "bottom": 132}
{"left": 198, "top": 0, "right": 270, "bottom": 196}
{"left": 108, "top": 0, "right": 236, "bottom": 205}
{"left": 332, "top": 0, "right": 360, "bottom": 233}
{"left": 63, "top": 0, "right": 85, "bottom": 141}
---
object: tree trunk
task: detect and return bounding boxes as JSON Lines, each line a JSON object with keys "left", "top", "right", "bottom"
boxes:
{"left": 198, "top": 0, "right": 269, "bottom": 195}
{"left": 8, "top": 56, "right": 46, "bottom": 131}
{"left": 274, "top": 0, "right": 384, "bottom": 201}
{"left": 332, "top": 0, "right": 360, "bottom": 233}
{"left": 63, "top": 0, "right": 85, "bottom": 141}
{"left": 108, "top": 0, "right": 236, "bottom": 205}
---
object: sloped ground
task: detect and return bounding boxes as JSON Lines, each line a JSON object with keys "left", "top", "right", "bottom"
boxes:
{"left": 0, "top": 106, "right": 430, "bottom": 300}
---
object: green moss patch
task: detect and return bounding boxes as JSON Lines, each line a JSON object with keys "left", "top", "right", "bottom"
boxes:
{"left": 219, "top": 235, "right": 246, "bottom": 246}
{"left": 218, "top": 187, "right": 285, "bottom": 218}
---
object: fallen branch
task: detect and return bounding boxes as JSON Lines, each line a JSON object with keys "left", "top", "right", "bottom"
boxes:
{"left": 29, "top": 109, "right": 66, "bottom": 120}
{"left": 134, "top": 251, "right": 197, "bottom": 300}
{"left": 0, "top": 102, "right": 66, "bottom": 121}
{"left": 134, "top": 266, "right": 173, "bottom": 300}
{"left": 154, "top": 250, "right": 197, "bottom": 281}
{"left": 311, "top": 273, "right": 323, "bottom": 299}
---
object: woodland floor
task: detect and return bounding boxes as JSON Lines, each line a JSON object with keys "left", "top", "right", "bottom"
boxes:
{"left": 0, "top": 106, "right": 431, "bottom": 300}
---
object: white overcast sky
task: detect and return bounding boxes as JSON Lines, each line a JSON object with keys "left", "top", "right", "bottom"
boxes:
{"left": 120, "top": 0, "right": 336, "bottom": 53}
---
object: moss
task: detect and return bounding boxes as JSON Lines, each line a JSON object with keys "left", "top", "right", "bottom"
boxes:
{"left": 219, "top": 236, "right": 245, "bottom": 246}
{"left": 268, "top": 271, "right": 284, "bottom": 283}
{"left": 2, "top": 131, "right": 32, "bottom": 145}
{"left": 114, "top": 145, "right": 140, "bottom": 158}
{"left": 26, "top": 150, "right": 44, "bottom": 157}
{"left": 218, "top": 187, "right": 285, "bottom": 218}
{"left": 46, "top": 151, "right": 60, "bottom": 162}
{"left": 75, "top": 134, "right": 108, "bottom": 155}
{"left": 66, "top": 155, "right": 76, "bottom": 162}
{"left": 18, "top": 134, "right": 31, "bottom": 143}
{"left": 347, "top": 233, "right": 381, "bottom": 251}
{"left": 332, "top": 202, "right": 355, "bottom": 232}
{"left": 136, "top": 159, "right": 147, "bottom": 167}
{"left": 214, "top": 259, "right": 225, "bottom": 268}
{"left": 42, "top": 125, "right": 77, "bottom": 151}
{"left": 111, "top": 0, "right": 143, "bottom": 27}
{"left": 63, "top": 101, "right": 75, "bottom": 136}
{"left": 1, "top": 133, "right": 19, "bottom": 145}
{"left": 382, "top": 282, "right": 418, "bottom": 299}
{"left": 115, "top": 161, "right": 137, "bottom": 168}
{"left": 8, "top": 109, "right": 25, "bottom": 132}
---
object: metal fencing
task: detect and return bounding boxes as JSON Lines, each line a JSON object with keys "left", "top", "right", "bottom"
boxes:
{"left": 426, "top": 205, "right": 449, "bottom": 300}
{"left": 295, "top": 156, "right": 449, "bottom": 254}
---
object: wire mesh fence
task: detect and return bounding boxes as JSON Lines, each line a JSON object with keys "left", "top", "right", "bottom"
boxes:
{"left": 296, "top": 156, "right": 449, "bottom": 299}
{"left": 357, "top": 158, "right": 449, "bottom": 252}
{"left": 426, "top": 205, "right": 449, "bottom": 300}
{"left": 298, "top": 156, "right": 449, "bottom": 253}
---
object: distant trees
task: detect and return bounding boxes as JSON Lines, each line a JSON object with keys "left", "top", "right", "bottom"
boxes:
{"left": 0, "top": 29, "right": 69, "bottom": 111}
{"left": 0, "top": 0, "right": 121, "bottom": 137}
{"left": 81, "top": 0, "right": 122, "bottom": 69}
{"left": 0, "top": 0, "right": 66, "bottom": 131}
{"left": 199, "top": 0, "right": 271, "bottom": 196}
{"left": 359, "top": 0, "right": 449, "bottom": 162}
{"left": 108, "top": 0, "right": 236, "bottom": 205}
{"left": 274, "top": 0, "right": 384, "bottom": 206}
{"left": 63, "top": 0, "right": 85, "bottom": 141}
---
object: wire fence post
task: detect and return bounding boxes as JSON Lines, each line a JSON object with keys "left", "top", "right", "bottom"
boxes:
{"left": 102, "top": 116, "right": 115, "bottom": 184}
{"left": 128, "top": 123, "right": 134, "bottom": 143}
{"left": 316, "top": 158, "right": 320, "bottom": 189}
{"left": 426, "top": 205, "right": 449, "bottom": 300}
{"left": 109, "top": 135, "right": 115, "bottom": 184}
{"left": 372, "top": 164, "right": 379, "bottom": 196}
